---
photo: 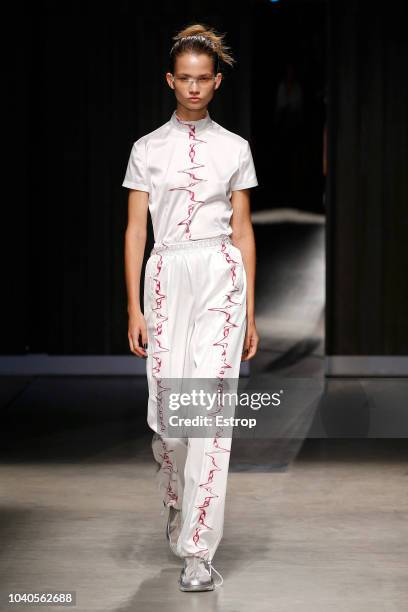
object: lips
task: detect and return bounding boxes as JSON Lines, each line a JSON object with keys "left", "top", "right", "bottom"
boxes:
{"left": 189, "top": 98, "right": 200, "bottom": 101}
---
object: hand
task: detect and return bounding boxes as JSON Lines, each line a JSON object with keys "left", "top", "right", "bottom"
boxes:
{"left": 241, "top": 318, "right": 259, "bottom": 361}
{"left": 128, "top": 311, "right": 148, "bottom": 358}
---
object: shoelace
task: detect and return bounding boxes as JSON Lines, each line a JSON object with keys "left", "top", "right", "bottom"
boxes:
{"left": 208, "top": 559, "right": 224, "bottom": 587}
{"left": 185, "top": 557, "right": 224, "bottom": 588}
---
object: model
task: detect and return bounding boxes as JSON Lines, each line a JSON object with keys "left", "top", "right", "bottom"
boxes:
{"left": 122, "top": 23, "right": 259, "bottom": 592}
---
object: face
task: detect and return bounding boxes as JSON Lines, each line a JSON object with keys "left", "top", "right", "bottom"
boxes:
{"left": 166, "top": 52, "right": 222, "bottom": 113}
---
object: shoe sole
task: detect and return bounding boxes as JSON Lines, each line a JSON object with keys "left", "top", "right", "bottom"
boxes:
{"left": 178, "top": 580, "right": 215, "bottom": 592}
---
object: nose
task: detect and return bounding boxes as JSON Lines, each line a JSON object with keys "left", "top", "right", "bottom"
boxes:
{"left": 188, "top": 78, "right": 200, "bottom": 93}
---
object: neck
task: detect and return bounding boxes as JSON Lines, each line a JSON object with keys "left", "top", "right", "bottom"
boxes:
{"left": 170, "top": 108, "right": 212, "bottom": 134}
{"left": 175, "top": 106, "right": 209, "bottom": 122}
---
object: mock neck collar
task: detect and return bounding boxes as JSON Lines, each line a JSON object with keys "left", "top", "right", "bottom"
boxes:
{"left": 170, "top": 109, "right": 212, "bottom": 134}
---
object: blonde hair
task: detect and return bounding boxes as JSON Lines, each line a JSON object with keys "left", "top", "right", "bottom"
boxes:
{"left": 169, "top": 23, "right": 235, "bottom": 73}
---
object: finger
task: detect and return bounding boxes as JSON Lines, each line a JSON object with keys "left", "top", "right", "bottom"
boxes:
{"left": 241, "top": 345, "right": 250, "bottom": 361}
{"left": 245, "top": 338, "right": 259, "bottom": 360}
{"left": 129, "top": 327, "right": 144, "bottom": 357}
{"left": 132, "top": 335, "right": 145, "bottom": 358}
{"left": 128, "top": 334, "right": 136, "bottom": 355}
{"left": 141, "top": 328, "right": 148, "bottom": 357}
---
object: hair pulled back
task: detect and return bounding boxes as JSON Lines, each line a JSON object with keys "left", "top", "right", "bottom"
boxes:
{"left": 169, "top": 23, "right": 235, "bottom": 74}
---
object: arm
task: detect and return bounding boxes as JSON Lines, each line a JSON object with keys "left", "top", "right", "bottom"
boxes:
{"left": 230, "top": 188, "right": 260, "bottom": 361}
{"left": 124, "top": 189, "right": 149, "bottom": 358}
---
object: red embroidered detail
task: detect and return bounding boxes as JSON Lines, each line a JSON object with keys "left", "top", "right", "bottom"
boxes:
{"left": 191, "top": 239, "right": 242, "bottom": 558}
{"left": 151, "top": 253, "right": 178, "bottom": 506}
{"left": 169, "top": 118, "right": 208, "bottom": 240}
{"left": 158, "top": 440, "right": 179, "bottom": 506}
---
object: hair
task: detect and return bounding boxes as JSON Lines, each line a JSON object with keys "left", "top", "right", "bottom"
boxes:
{"left": 169, "top": 23, "right": 235, "bottom": 74}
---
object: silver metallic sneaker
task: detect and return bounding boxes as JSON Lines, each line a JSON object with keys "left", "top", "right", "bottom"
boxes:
{"left": 165, "top": 506, "right": 182, "bottom": 556}
{"left": 178, "top": 556, "right": 224, "bottom": 592}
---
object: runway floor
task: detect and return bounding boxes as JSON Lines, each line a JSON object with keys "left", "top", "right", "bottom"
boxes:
{"left": 0, "top": 432, "right": 407, "bottom": 611}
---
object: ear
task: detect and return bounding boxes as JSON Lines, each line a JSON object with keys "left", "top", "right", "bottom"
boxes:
{"left": 165, "top": 72, "right": 175, "bottom": 89}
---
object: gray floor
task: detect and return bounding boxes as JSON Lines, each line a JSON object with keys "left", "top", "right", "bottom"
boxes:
{"left": 0, "top": 438, "right": 407, "bottom": 611}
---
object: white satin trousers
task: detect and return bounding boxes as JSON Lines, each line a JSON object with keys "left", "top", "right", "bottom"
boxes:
{"left": 143, "top": 234, "right": 247, "bottom": 562}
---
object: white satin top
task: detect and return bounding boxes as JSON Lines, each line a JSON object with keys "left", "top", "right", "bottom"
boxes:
{"left": 122, "top": 109, "right": 258, "bottom": 248}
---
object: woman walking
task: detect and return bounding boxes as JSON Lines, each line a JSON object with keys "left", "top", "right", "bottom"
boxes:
{"left": 123, "top": 23, "right": 259, "bottom": 592}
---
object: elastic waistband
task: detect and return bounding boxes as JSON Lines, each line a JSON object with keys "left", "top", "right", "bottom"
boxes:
{"left": 150, "top": 234, "right": 232, "bottom": 256}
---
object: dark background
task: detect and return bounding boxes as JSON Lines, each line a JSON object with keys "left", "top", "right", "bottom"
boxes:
{"left": 2, "top": 0, "right": 407, "bottom": 363}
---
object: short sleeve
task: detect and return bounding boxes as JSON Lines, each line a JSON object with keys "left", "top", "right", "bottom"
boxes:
{"left": 122, "top": 137, "right": 150, "bottom": 192}
{"left": 229, "top": 140, "right": 259, "bottom": 192}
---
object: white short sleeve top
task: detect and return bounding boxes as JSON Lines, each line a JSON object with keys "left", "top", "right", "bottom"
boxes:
{"left": 122, "top": 109, "right": 258, "bottom": 248}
